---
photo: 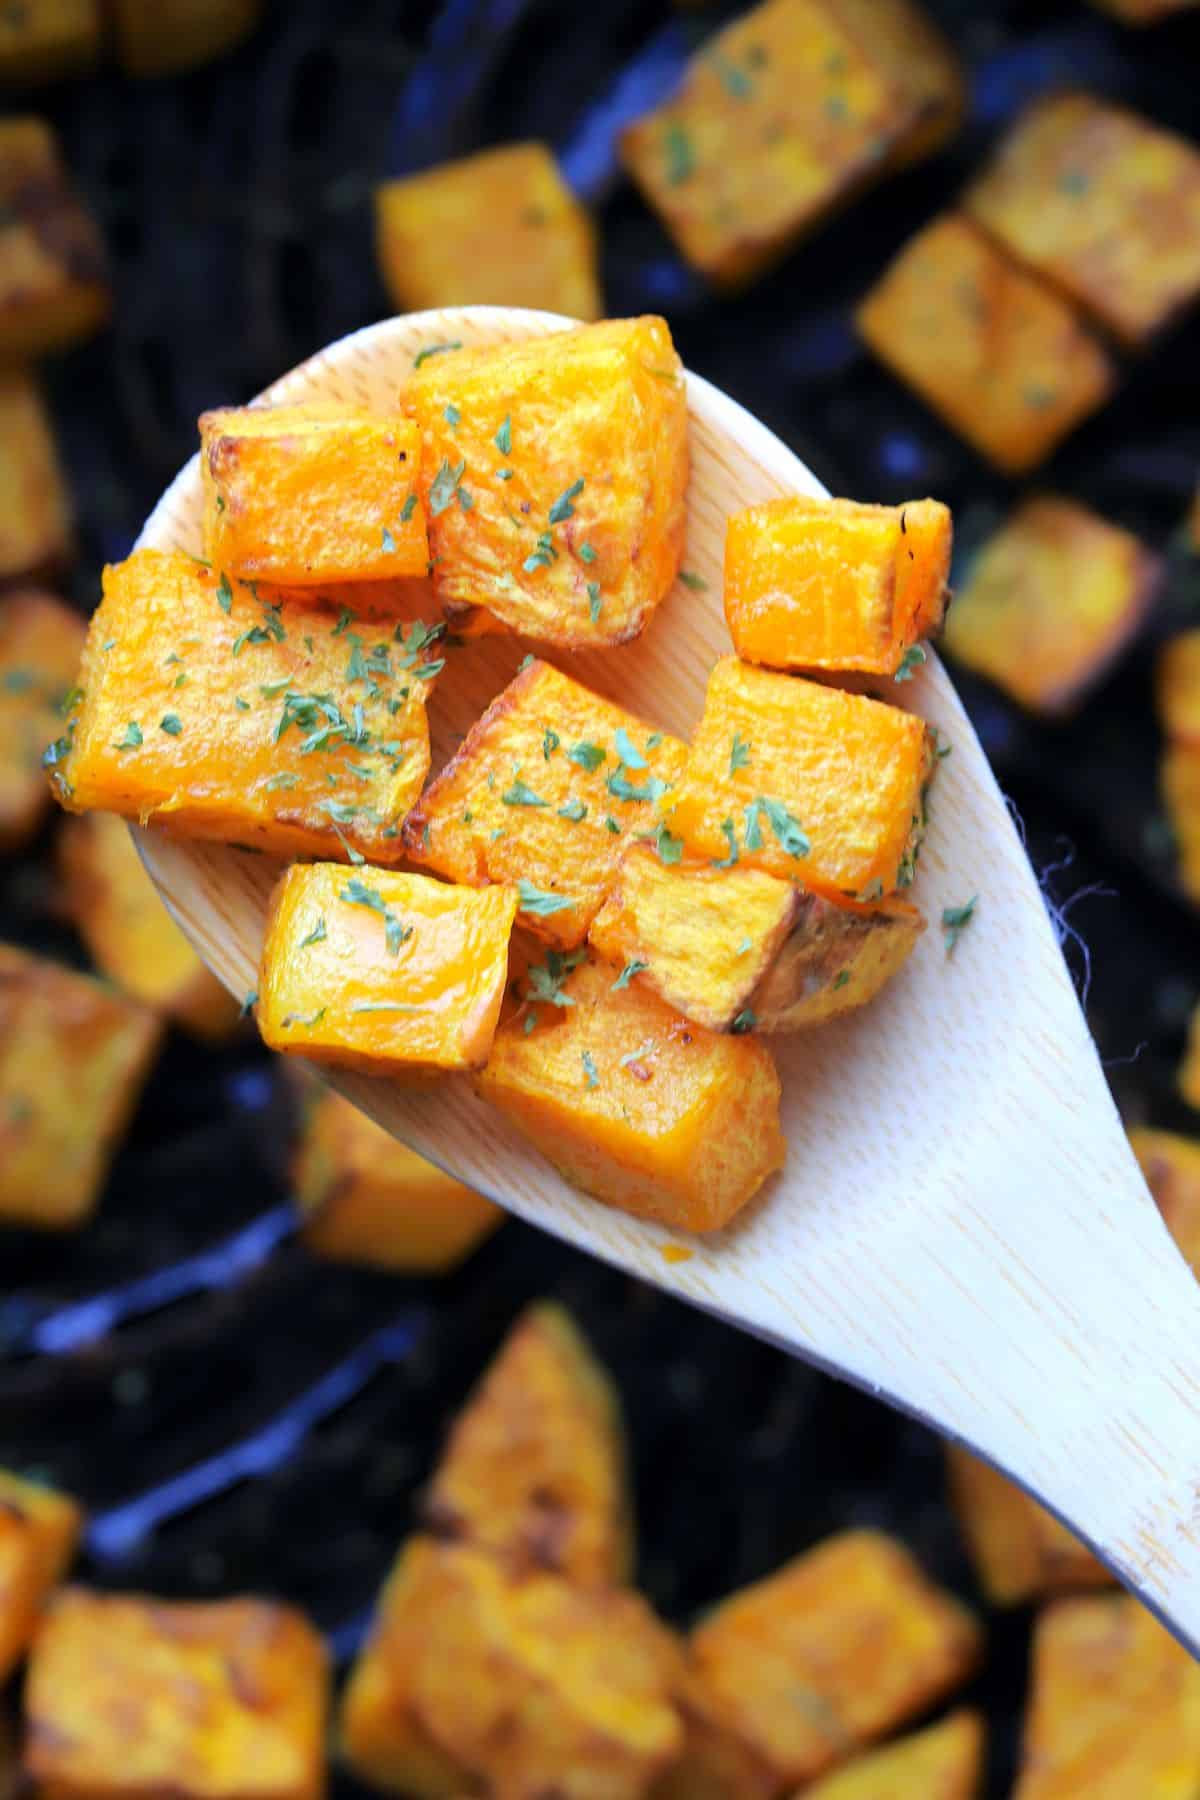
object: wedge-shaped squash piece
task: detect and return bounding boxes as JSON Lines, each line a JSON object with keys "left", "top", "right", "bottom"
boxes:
{"left": 0, "top": 1470, "right": 81, "bottom": 1684}
{"left": 0, "top": 119, "right": 108, "bottom": 359}
{"left": 260, "top": 863, "right": 517, "bottom": 1077}
{"left": 0, "top": 944, "right": 162, "bottom": 1229}
{"left": 403, "top": 658, "right": 687, "bottom": 950}
{"left": 423, "top": 1300, "right": 631, "bottom": 1585}
{"left": 1158, "top": 630, "right": 1200, "bottom": 747}
{"left": 0, "top": 371, "right": 72, "bottom": 585}
{"left": 48, "top": 550, "right": 433, "bottom": 865}
{"left": 377, "top": 144, "right": 601, "bottom": 322}
{"left": 478, "top": 956, "right": 784, "bottom": 1232}
{"left": 1182, "top": 1002, "right": 1200, "bottom": 1110}
{"left": 405, "top": 317, "right": 687, "bottom": 647}
{"left": 946, "top": 1446, "right": 1109, "bottom": 1607}
{"left": 25, "top": 1589, "right": 327, "bottom": 1800}
{"left": 0, "top": 589, "right": 85, "bottom": 852}
{"left": 619, "top": 0, "right": 962, "bottom": 288}
{"left": 112, "top": 0, "right": 260, "bottom": 74}
{"left": 665, "top": 656, "right": 934, "bottom": 902}
{"left": 964, "top": 94, "right": 1200, "bottom": 350}
{"left": 200, "top": 403, "right": 428, "bottom": 586}
{"left": 294, "top": 1087, "right": 502, "bottom": 1273}
{"left": 0, "top": 0, "right": 101, "bottom": 82}
{"left": 725, "top": 495, "right": 951, "bottom": 676}
{"left": 857, "top": 214, "right": 1114, "bottom": 474}
{"left": 1013, "top": 1593, "right": 1200, "bottom": 1798}
{"left": 1163, "top": 745, "right": 1200, "bottom": 907}
{"left": 342, "top": 1538, "right": 682, "bottom": 1800}
{"left": 1130, "top": 1127, "right": 1200, "bottom": 1278}
{"left": 944, "top": 497, "right": 1160, "bottom": 716}
{"left": 796, "top": 1709, "right": 985, "bottom": 1800}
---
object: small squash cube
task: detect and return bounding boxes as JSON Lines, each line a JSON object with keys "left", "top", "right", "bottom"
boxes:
{"left": 1130, "top": 1127, "right": 1200, "bottom": 1278}
{"left": 1157, "top": 630, "right": 1200, "bottom": 747}
{"left": 1163, "top": 745, "right": 1200, "bottom": 907}
{"left": 293, "top": 1086, "right": 502, "bottom": 1273}
{"left": 403, "top": 657, "right": 687, "bottom": 950}
{"left": 200, "top": 403, "right": 428, "bottom": 586}
{"left": 619, "top": 0, "right": 963, "bottom": 288}
{"left": 24, "top": 1588, "right": 328, "bottom": 1800}
{"left": 478, "top": 956, "right": 784, "bottom": 1232}
{"left": 48, "top": 550, "right": 434, "bottom": 865}
{"left": 964, "top": 94, "right": 1200, "bottom": 351}
{"left": 944, "top": 497, "right": 1160, "bottom": 716}
{"left": 0, "top": 119, "right": 108, "bottom": 359}
{"left": 342, "top": 1538, "right": 683, "bottom": 1800}
{"left": 751, "top": 893, "right": 924, "bottom": 1030}
{"left": 1181, "top": 1002, "right": 1200, "bottom": 1110}
{"left": 376, "top": 143, "right": 601, "bottom": 321}
{"left": 0, "top": 1469, "right": 81, "bottom": 1683}
{"left": 404, "top": 317, "right": 688, "bottom": 647}
{"left": 259, "top": 862, "right": 517, "bottom": 1077}
{"left": 856, "top": 213, "right": 1114, "bottom": 474}
{"left": 0, "top": 0, "right": 101, "bottom": 82}
{"left": 0, "top": 589, "right": 85, "bottom": 851}
{"left": 665, "top": 656, "right": 934, "bottom": 902}
{"left": 946, "top": 1446, "right": 1109, "bottom": 1606}
{"left": 0, "top": 370, "right": 72, "bottom": 584}
{"left": 724, "top": 495, "right": 951, "bottom": 677}
{"left": 0, "top": 943, "right": 162, "bottom": 1229}
{"left": 423, "top": 1301, "right": 631, "bottom": 1586}
{"left": 796, "top": 1709, "right": 985, "bottom": 1800}
{"left": 111, "top": 0, "right": 261, "bottom": 75}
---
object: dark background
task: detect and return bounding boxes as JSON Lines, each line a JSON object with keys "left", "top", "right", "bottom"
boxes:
{"left": 3, "top": 2, "right": 1200, "bottom": 1792}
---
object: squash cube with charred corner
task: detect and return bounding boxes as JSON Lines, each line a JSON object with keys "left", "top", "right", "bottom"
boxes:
{"left": 1163, "top": 746, "right": 1200, "bottom": 908}
{"left": 377, "top": 144, "right": 602, "bottom": 322}
{"left": 48, "top": 550, "right": 434, "bottom": 865}
{"left": 943, "top": 497, "right": 1160, "bottom": 716}
{"left": 1130, "top": 1128, "right": 1200, "bottom": 1278}
{"left": 619, "top": 0, "right": 963, "bottom": 289}
{"left": 946, "top": 1445, "right": 1110, "bottom": 1607}
{"left": 0, "top": 119, "right": 109, "bottom": 359}
{"left": 0, "top": 371, "right": 72, "bottom": 586}
{"left": 964, "top": 94, "right": 1200, "bottom": 351}
{"left": 0, "top": 1470, "right": 81, "bottom": 1683}
{"left": 404, "top": 317, "right": 688, "bottom": 648}
{"left": 0, "top": 589, "right": 85, "bottom": 852}
{"left": 856, "top": 214, "right": 1114, "bottom": 474}
{"left": 422, "top": 1301, "right": 631, "bottom": 1585}
{"left": 24, "top": 1588, "right": 328, "bottom": 1800}
{"left": 0, "top": 944, "right": 162, "bottom": 1229}
{"left": 724, "top": 496, "right": 951, "bottom": 677}
{"left": 1158, "top": 629, "right": 1200, "bottom": 747}
{"left": 294, "top": 1087, "right": 502, "bottom": 1273}
{"left": 792, "top": 1709, "right": 985, "bottom": 1800}
{"left": 111, "top": 0, "right": 261, "bottom": 75}
{"left": 200, "top": 404, "right": 428, "bottom": 587}
{"left": 0, "top": 0, "right": 101, "bottom": 83}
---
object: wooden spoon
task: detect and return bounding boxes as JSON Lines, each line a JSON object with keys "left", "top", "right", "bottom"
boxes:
{"left": 135, "top": 305, "right": 1200, "bottom": 1652}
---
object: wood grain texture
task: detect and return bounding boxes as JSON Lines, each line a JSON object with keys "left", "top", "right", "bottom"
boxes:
{"left": 133, "top": 305, "right": 1200, "bottom": 1652}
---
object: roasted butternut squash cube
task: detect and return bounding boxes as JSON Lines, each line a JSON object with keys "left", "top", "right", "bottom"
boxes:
{"left": 1013, "top": 1593, "right": 1200, "bottom": 1798}
{"left": 0, "top": 0, "right": 100, "bottom": 83}
{"left": 293, "top": 1086, "right": 502, "bottom": 1273}
{"left": 478, "top": 956, "right": 784, "bottom": 1232}
{"left": 724, "top": 496, "right": 951, "bottom": 676}
{"left": 376, "top": 144, "right": 601, "bottom": 322}
{"left": 0, "top": 1469, "right": 81, "bottom": 1683}
{"left": 857, "top": 214, "right": 1114, "bottom": 474}
{"left": 964, "top": 94, "right": 1200, "bottom": 351}
{"left": 0, "top": 119, "right": 108, "bottom": 359}
{"left": 1181, "top": 1001, "right": 1200, "bottom": 1110}
{"left": 1163, "top": 745, "right": 1200, "bottom": 907}
{"left": 665, "top": 656, "right": 934, "bottom": 902}
{"left": 423, "top": 1300, "right": 631, "bottom": 1585}
{"left": 24, "top": 1588, "right": 327, "bottom": 1800}
{"left": 260, "top": 862, "right": 517, "bottom": 1077}
{"left": 946, "top": 1446, "right": 1109, "bottom": 1606}
{"left": 111, "top": 0, "right": 261, "bottom": 74}
{"left": 0, "top": 943, "right": 162, "bottom": 1229}
{"left": 944, "top": 497, "right": 1160, "bottom": 716}
{"left": 405, "top": 317, "right": 687, "bottom": 647}
{"left": 795, "top": 1709, "right": 985, "bottom": 1800}
{"left": 342, "top": 1538, "right": 683, "bottom": 1800}
{"left": 200, "top": 403, "right": 428, "bottom": 586}
{"left": 0, "top": 371, "right": 72, "bottom": 584}
{"left": 0, "top": 589, "right": 85, "bottom": 851}
{"left": 619, "top": 0, "right": 962, "bottom": 288}
{"left": 403, "top": 658, "right": 688, "bottom": 951}
{"left": 1158, "top": 630, "right": 1200, "bottom": 747}
{"left": 752, "top": 893, "right": 924, "bottom": 1030}
{"left": 1130, "top": 1127, "right": 1200, "bottom": 1278}
{"left": 48, "top": 550, "right": 434, "bottom": 865}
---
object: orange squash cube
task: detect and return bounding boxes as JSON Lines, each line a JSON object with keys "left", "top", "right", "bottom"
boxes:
{"left": 199, "top": 403, "right": 428, "bottom": 587}
{"left": 0, "top": 0, "right": 101, "bottom": 82}
{"left": 946, "top": 1446, "right": 1109, "bottom": 1606}
{"left": 0, "top": 944, "right": 162, "bottom": 1229}
{"left": 376, "top": 144, "right": 601, "bottom": 322}
{"left": 795, "top": 1709, "right": 985, "bottom": 1800}
{"left": 478, "top": 956, "right": 784, "bottom": 1232}
{"left": 0, "top": 589, "right": 85, "bottom": 852}
{"left": 259, "top": 862, "right": 517, "bottom": 1077}
{"left": 0, "top": 371, "right": 72, "bottom": 585}
{"left": 48, "top": 550, "right": 434, "bottom": 866}
{"left": 724, "top": 495, "right": 951, "bottom": 677}
{"left": 665, "top": 656, "right": 934, "bottom": 902}
{"left": 423, "top": 1301, "right": 631, "bottom": 1586}
{"left": 24, "top": 1589, "right": 328, "bottom": 1800}
{"left": 0, "top": 1469, "right": 81, "bottom": 1683}
{"left": 1181, "top": 1002, "right": 1200, "bottom": 1110}
{"left": 944, "top": 497, "right": 1160, "bottom": 715}
{"left": 857, "top": 214, "right": 1114, "bottom": 474}
{"left": 111, "top": 0, "right": 261, "bottom": 74}
{"left": 964, "top": 94, "right": 1200, "bottom": 350}
{"left": 404, "top": 317, "right": 688, "bottom": 647}
{"left": 0, "top": 120, "right": 109, "bottom": 359}
{"left": 1163, "top": 745, "right": 1200, "bottom": 908}
{"left": 403, "top": 658, "right": 687, "bottom": 950}
{"left": 1158, "top": 629, "right": 1200, "bottom": 747}
{"left": 1130, "top": 1127, "right": 1200, "bottom": 1278}
{"left": 293, "top": 1087, "right": 502, "bottom": 1273}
